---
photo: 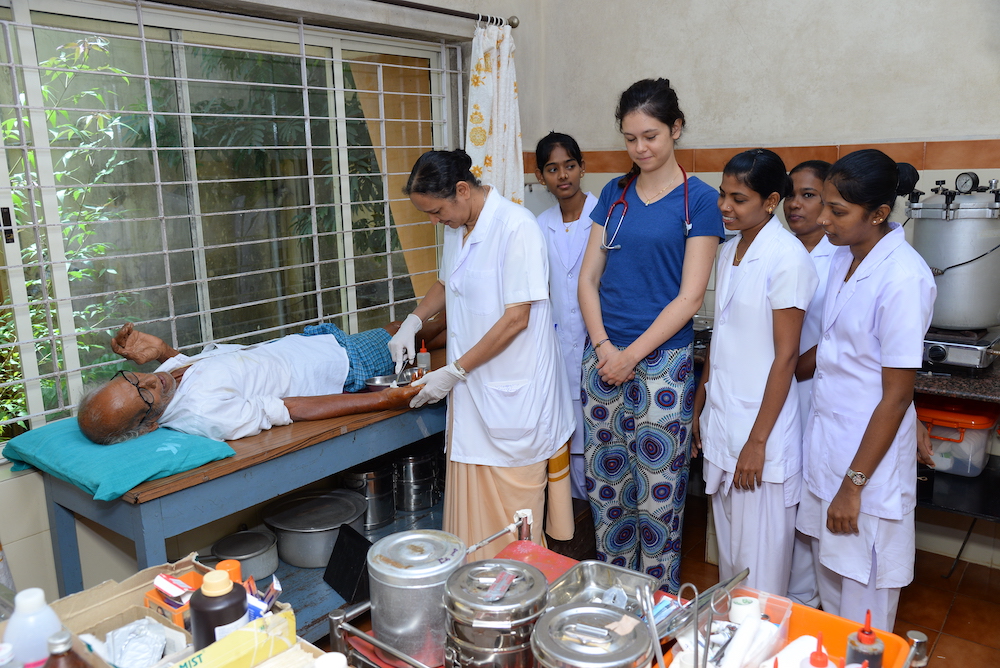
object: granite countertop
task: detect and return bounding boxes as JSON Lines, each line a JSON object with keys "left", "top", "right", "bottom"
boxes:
{"left": 914, "top": 362, "right": 1000, "bottom": 403}
{"left": 692, "top": 328, "right": 1000, "bottom": 404}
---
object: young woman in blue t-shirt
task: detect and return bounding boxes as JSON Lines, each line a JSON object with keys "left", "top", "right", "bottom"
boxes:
{"left": 578, "top": 78, "right": 724, "bottom": 593}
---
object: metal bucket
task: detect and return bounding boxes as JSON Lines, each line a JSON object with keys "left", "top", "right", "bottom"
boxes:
{"left": 395, "top": 452, "right": 437, "bottom": 512}
{"left": 444, "top": 560, "right": 548, "bottom": 668}
{"left": 368, "top": 530, "right": 467, "bottom": 667}
{"left": 341, "top": 466, "right": 396, "bottom": 530}
{"left": 262, "top": 489, "right": 367, "bottom": 568}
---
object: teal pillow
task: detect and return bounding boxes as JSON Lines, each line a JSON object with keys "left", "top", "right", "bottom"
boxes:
{"left": 2, "top": 418, "right": 235, "bottom": 501}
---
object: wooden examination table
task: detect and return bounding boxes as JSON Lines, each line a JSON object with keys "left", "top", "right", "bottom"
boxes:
{"left": 44, "top": 366, "right": 448, "bottom": 601}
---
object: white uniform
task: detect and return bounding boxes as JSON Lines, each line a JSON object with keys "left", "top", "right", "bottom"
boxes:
{"left": 536, "top": 193, "right": 598, "bottom": 498}
{"left": 701, "top": 216, "right": 818, "bottom": 595}
{"left": 441, "top": 187, "right": 576, "bottom": 466}
{"left": 157, "top": 335, "right": 350, "bottom": 441}
{"left": 788, "top": 234, "right": 835, "bottom": 607}
{"left": 796, "top": 223, "right": 935, "bottom": 628}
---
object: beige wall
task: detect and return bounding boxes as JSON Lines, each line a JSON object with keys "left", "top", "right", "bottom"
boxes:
{"left": 511, "top": 0, "right": 1000, "bottom": 150}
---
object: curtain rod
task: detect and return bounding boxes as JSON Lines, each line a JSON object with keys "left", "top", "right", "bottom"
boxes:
{"left": 366, "top": 0, "right": 519, "bottom": 28}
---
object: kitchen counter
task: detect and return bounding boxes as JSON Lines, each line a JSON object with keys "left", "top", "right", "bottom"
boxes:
{"left": 694, "top": 326, "right": 1000, "bottom": 404}
{"left": 913, "top": 363, "right": 1000, "bottom": 403}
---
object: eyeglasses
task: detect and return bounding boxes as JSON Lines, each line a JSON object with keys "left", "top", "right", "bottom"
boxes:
{"left": 114, "top": 370, "right": 155, "bottom": 424}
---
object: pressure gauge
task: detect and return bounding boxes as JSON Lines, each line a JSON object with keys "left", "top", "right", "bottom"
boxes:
{"left": 956, "top": 171, "right": 979, "bottom": 194}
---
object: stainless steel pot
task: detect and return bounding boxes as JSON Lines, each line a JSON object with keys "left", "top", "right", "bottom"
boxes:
{"left": 263, "top": 489, "right": 367, "bottom": 568}
{"left": 368, "top": 529, "right": 466, "bottom": 667}
{"left": 340, "top": 466, "right": 396, "bottom": 530}
{"left": 211, "top": 530, "right": 278, "bottom": 581}
{"left": 395, "top": 452, "right": 438, "bottom": 512}
{"left": 909, "top": 189, "right": 1000, "bottom": 329}
{"left": 531, "top": 604, "right": 653, "bottom": 668}
{"left": 444, "top": 560, "right": 548, "bottom": 668}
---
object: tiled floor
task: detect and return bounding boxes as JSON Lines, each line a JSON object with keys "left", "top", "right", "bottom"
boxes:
{"left": 679, "top": 494, "right": 1000, "bottom": 667}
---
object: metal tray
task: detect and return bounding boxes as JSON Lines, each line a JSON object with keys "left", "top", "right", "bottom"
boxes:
{"left": 545, "top": 560, "right": 656, "bottom": 618}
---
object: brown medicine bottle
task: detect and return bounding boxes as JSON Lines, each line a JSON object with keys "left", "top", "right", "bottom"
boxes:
{"left": 41, "top": 632, "right": 86, "bottom": 668}
{"left": 190, "top": 570, "right": 249, "bottom": 650}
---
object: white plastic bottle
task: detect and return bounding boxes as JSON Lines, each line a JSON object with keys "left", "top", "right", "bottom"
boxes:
{"left": 416, "top": 340, "right": 431, "bottom": 373}
{"left": 800, "top": 632, "right": 836, "bottom": 668}
{"left": 2, "top": 588, "right": 63, "bottom": 668}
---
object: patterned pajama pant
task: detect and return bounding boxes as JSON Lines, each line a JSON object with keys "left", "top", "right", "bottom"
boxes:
{"left": 582, "top": 342, "right": 695, "bottom": 594}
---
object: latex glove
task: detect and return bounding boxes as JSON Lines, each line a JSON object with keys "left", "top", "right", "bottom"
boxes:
{"left": 409, "top": 362, "right": 465, "bottom": 408}
{"left": 388, "top": 313, "right": 423, "bottom": 373}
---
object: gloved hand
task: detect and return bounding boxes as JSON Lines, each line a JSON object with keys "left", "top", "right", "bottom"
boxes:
{"left": 388, "top": 313, "right": 423, "bottom": 373}
{"left": 409, "top": 362, "right": 465, "bottom": 408}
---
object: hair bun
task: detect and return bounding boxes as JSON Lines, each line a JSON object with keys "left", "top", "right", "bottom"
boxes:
{"left": 454, "top": 149, "right": 473, "bottom": 171}
{"left": 896, "top": 162, "right": 919, "bottom": 196}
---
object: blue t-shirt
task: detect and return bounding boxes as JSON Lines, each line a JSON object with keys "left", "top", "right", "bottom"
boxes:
{"left": 591, "top": 173, "right": 724, "bottom": 350}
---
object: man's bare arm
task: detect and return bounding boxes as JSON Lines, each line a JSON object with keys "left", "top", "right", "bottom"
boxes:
{"left": 283, "top": 385, "right": 421, "bottom": 421}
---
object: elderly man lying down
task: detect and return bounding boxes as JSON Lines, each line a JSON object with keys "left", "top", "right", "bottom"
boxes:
{"left": 78, "top": 318, "right": 446, "bottom": 444}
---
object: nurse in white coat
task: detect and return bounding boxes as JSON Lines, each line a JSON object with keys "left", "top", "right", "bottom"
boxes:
{"left": 390, "top": 149, "right": 577, "bottom": 560}
{"left": 694, "top": 150, "right": 818, "bottom": 596}
{"left": 534, "top": 132, "right": 599, "bottom": 499}
{"left": 783, "top": 159, "right": 834, "bottom": 607}
{"left": 796, "top": 150, "right": 935, "bottom": 629}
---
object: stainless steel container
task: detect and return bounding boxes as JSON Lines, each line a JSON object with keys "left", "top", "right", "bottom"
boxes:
{"left": 341, "top": 466, "right": 396, "bottom": 529}
{"left": 368, "top": 530, "right": 466, "bottom": 667}
{"left": 395, "top": 452, "right": 438, "bottom": 512}
{"left": 444, "top": 560, "right": 548, "bottom": 668}
{"left": 531, "top": 604, "right": 653, "bottom": 668}
{"left": 263, "top": 489, "right": 367, "bottom": 568}
{"left": 211, "top": 529, "right": 279, "bottom": 581}
{"left": 909, "top": 189, "right": 1000, "bottom": 329}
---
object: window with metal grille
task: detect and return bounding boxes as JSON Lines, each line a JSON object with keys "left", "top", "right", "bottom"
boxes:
{"left": 0, "top": 0, "right": 461, "bottom": 436}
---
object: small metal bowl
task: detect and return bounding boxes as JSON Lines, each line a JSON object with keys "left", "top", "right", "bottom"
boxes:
{"left": 365, "top": 368, "right": 419, "bottom": 392}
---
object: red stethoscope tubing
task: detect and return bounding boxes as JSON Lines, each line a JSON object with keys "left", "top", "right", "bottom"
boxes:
{"left": 601, "top": 166, "right": 691, "bottom": 250}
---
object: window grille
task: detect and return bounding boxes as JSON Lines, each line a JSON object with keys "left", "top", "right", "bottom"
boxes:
{"left": 0, "top": 0, "right": 461, "bottom": 434}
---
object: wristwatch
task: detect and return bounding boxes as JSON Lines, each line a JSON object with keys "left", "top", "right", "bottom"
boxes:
{"left": 452, "top": 360, "right": 467, "bottom": 377}
{"left": 846, "top": 467, "right": 869, "bottom": 487}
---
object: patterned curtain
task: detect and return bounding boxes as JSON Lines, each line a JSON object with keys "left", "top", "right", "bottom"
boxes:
{"left": 465, "top": 24, "right": 524, "bottom": 204}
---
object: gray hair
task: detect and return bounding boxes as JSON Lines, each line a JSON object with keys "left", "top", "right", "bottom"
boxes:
{"left": 77, "top": 379, "right": 149, "bottom": 445}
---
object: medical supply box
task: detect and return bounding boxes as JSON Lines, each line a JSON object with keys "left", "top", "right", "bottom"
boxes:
{"left": 915, "top": 395, "right": 1000, "bottom": 477}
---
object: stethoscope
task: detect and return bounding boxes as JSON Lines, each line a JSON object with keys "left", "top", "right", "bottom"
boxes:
{"left": 601, "top": 166, "right": 691, "bottom": 250}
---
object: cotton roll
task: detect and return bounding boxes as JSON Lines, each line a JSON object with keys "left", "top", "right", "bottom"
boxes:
{"left": 728, "top": 595, "right": 761, "bottom": 626}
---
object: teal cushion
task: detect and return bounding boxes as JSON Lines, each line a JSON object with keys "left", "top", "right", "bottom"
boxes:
{"left": 2, "top": 418, "right": 235, "bottom": 501}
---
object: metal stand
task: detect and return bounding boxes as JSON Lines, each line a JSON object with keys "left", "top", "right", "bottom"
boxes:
{"left": 944, "top": 517, "right": 976, "bottom": 579}
{"left": 327, "top": 512, "right": 533, "bottom": 667}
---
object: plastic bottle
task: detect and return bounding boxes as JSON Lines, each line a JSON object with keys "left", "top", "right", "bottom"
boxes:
{"left": 313, "top": 653, "right": 348, "bottom": 668}
{"left": 0, "top": 643, "right": 23, "bottom": 668}
{"left": 801, "top": 633, "right": 836, "bottom": 668}
{"left": 416, "top": 340, "right": 431, "bottom": 373}
{"left": 760, "top": 635, "right": 821, "bottom": 668}
{"left": 41, "top": 631, "right": 86, "bottom": 668}
{"left": 189, "top": 570, "right": 250, "bottom": 650}
{"left": 216, "top": 559, "right": 243, "bottom": 583}
{"left": 845, "top": 611, "right": 884, "bottom": 668}
{"left": 2, "top": 588, "right": 63, "bottom": 668}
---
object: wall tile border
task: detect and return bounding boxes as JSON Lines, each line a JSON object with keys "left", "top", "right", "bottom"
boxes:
{"left": 524, "top": 139, "right": 1000, "bottom": 174}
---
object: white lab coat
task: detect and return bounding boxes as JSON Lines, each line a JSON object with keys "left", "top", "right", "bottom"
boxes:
{"left": 803, "top": 224, "right": 935, "bottom": 522}
{"left": 536, "top": 192, "right": 598, "bottom": 459}
{"left": 441, "top": 187, "right": 576, "bottom": 467}
{"left": 702, "top": 217, "right": 819, "bottom": 485}
{"left": 796, "top": 235, "right": 836, "bottom": 430}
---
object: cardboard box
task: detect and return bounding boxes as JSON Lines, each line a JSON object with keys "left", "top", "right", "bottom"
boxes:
{"left": 55, "top": 553, "right": 212, "bottom": 635}
{"left": 168, "top": 605, "right": 296, "bottom": 668}
{"left": 0, "top": 554, "right": 310, "bottom": 668}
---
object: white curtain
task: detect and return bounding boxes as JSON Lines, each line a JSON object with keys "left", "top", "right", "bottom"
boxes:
{"left": 465, "top": 24, "right": 524, "bottom": 204}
